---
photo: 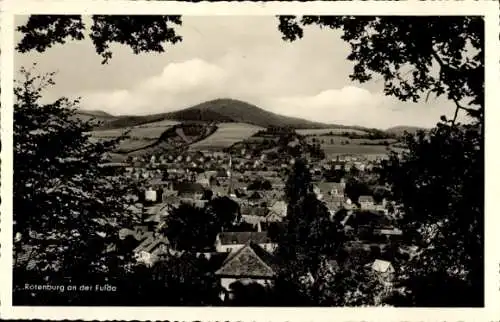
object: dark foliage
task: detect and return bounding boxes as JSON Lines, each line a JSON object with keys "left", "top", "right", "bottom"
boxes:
{"left": 380, "top": 123, "right": 484, "bottom": 306}
{"left": 17, "top": 15, "right": 182, "bottom": 64}
{"left": 247, "top": 178, "right": 273, "bottom": 191}
{"left": 163, "top": 197, "right": 239, "bottom": 251}
{"left": 13, "top": 66, "right": 143, "bottom": 305}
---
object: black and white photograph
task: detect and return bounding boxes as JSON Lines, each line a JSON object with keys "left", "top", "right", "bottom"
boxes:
{"left": 1, "top": 0, "right": 499, "bottom": 319}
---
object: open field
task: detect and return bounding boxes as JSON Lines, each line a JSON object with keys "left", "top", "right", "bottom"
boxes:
{"left": 322, "top": 144, "right": 404, "bottom": 158}
{"left": 132, "top": 119, "right": 180, "bottom": 128}
{"left": 90, "top": 129, "right": 127, "bottom": 138}
{"left": 321, "top": 144, "right": 388, "bottom": 155}
{"left": 189, "top": 122, "right": 263, "bottom": 151}
{"left": 296, "top": 128, "right": 368, "bottom": 136}
{"left": 116, "top": 139, "right": 155, "bottom": 152}
{"left": 302, "top": 134, "right": 400, "bottom": 157}
{"left": 91, "top": 120, "right": 179, "bottom": 139}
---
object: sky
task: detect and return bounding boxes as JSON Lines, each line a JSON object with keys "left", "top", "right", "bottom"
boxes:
{"left": 14, "top": 15, "right": 461, "bottom": 129}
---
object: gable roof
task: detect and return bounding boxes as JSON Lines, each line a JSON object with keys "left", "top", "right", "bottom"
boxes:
{"left": 359, "top": 195, "right": 375, "bottom": 203}
{"left": 142, "top": 237, "right": 170, "bottom": 253}
{"left": 174, "top": 182, "right": 205, "bottom": 194}
{"left": 241, "top": 206, "right": 268, "bottom": 217}
{"left": 164, "top": 194, "right": 180, "bottom": 206}
{"left": 265, "top": 212, "right": 284, "bottom": 222}
{"left": 133, "top": 235, "right": 170, "bottom": 253}
{"left": 241, "top": 214, "right": 265, "bottom": 225}
{"left": 215, "top": 243, "right": 275, "bottom": 278}
{"left": 247, "top": 191, "right": 263, "bottom": 200}
{"left": 371, "top": 259, "right": 394, "bottom": 273}
{"left": 133, "top": 236, "right": 155, "bottom": 253}
{"left": 211, "top": 185, "right": 227, "bottom": 196}
{"left": 345, "top": 210, "right": 392, "bottom": 228}
{"left": 323, "top": 195, "right": 345, "bottom": 203}
{"left": 119, "top": 228, "right": 136, "bottom": 240}
{"left": 218, "top": 231, "right": 272, "bottom": 245}
{"left": 144, "top": 202, "right": 171, "bottom": 216}
{"left": 15, "top": 245, "right": 38, "bottom": 270}
{"left": 327, "top": 259, "right": 340, "bottom": 272}
{"left": 375, "top": 228, "right": 403, "bottom": 236}
{"left": 119, "top": 226, "right": 154, "bottom": 241}
{"left": 317, "top": 182, "right": 345, "bottom": 194}
{"left": 268, "top": 201, "right": 287, "bottom": 216}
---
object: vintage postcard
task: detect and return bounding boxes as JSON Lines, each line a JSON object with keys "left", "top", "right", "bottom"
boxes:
{"left": 0, "top": 0, "right": 499, "bottom": 320}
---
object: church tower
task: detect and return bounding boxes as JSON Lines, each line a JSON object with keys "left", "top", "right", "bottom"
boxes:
{"left": 227, "top": 154, "right": 233, "bottom": 196}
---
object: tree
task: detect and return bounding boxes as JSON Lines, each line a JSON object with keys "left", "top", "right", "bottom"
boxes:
{"left": 163, "top": 204, "right": 214, "bottom": 251}
{"left": 247, "top": 178, "right": 273, "bottom": 191}
{"left": 284, "top": 158, "right": 312, "bottom": 205}
{"left": 278, "top": 15, "right": 484, "bottom": 306}
{"left": 274, "top": 158, "right": 347, "bottom": 305}
{"left": 117, "top": 253, "right": 221, "bottom": 306}
{"left": 380, "top": 123, "right": 483, "bottom": 306}
{"left": 13, "top": 66, "right": 141, "bottom": 303}
{"left": 308, "top": 254, "right": 388, "bottom": 306}
{"left": 201, "top": 188, "right": 213, "bottom": 200}
{"left": 228, "top": 280, "right": 272, "bottom": 306}
{"left": 206, "top": 196, "right": 241, "bottom": 230}
{"left": 17, "top": 15, "right": 183, "bottom": 64}
{"left": 281, "top": 194, "right": 342, "bottom": 267}
{"left": 344, "top": 178, "right": 371, "bottom": 203}
{"left": 164, "top": 197, "right": 240, "bottom": 251}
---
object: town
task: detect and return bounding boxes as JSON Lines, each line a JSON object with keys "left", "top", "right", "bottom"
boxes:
{"left": 92, "top": 125, "right": 410, "bottom": 305}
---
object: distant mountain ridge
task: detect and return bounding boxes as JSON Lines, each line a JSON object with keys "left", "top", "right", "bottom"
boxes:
{"left": 79, "top": 98, "right": 422, "bottom": 134}
{"left": 161, "top": 98, "right": 335, "bottom": 129}
{"left": 77, "top": 110, "right": 115, "bottom": 118}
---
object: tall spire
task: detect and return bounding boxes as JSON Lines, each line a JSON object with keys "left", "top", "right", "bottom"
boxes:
{"left": 227, "top": 154, "right": 233, "bottom": 195}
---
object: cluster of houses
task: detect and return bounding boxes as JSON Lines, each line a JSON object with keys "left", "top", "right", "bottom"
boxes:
{"left": 15, "top": 147, "right": 404, "bottom": 305}
{"left": 100, "top": 150, "right": 404, "bottom": 301}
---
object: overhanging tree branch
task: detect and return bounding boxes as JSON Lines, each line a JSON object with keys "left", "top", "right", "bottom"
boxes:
{"left": 430, "top": 48, "right": 481, "bottom": 125}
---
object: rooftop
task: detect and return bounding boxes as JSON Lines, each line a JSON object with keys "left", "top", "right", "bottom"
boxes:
{"left": 215, "top": 243, "right": 275, "bottom": 278}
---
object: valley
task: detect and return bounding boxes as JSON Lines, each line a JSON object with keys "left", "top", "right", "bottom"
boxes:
{"left": 81, "top": 98, "right": 420, "bottom": 160}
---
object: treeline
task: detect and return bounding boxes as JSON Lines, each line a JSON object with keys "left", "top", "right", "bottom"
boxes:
{"left": 254, "top": 126, "right": 297, "bottom": 137}
{"left": 305, "top": 130, "right": 398, "bottom": 140}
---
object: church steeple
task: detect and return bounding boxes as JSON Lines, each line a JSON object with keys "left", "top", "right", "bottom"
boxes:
{"left": 227, "top": 154, "right": 233, "bottom": 195}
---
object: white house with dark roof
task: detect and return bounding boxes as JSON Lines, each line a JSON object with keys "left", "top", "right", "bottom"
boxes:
{"left": 268, "top": 200, "right": 287, "bottom": 218}
{"left": 215, "top": 231, "right": 277, "bottom": 254}
{"left": 133, "top": 235, "right": 171, "bottom": 266}
{"left": 314, "top": 182, "right": 346, "bottom": 200}
{"left": 359, "top": 195, "right": 375, "bottom": 209}
{"left": 215, "top": 243, "right": 276, "bottom": 298}
{"left": 370, "top": 259, "right": 395, "bottom": 282}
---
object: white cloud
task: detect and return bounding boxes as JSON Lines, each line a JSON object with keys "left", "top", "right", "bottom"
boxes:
{"left": 263, "top": 86, "right": 457, "bottom": 129}
{"left": 264, "top": 87, "right": 392, "bottom": 128}
{"left": 80, "top": 90, "right": 147, "bottom": 115}
{"left": 138, "top": 58, "right": 228, "bottom": 94}
{"left": 79, "top": 59, "right": 229, "bottom": 115}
